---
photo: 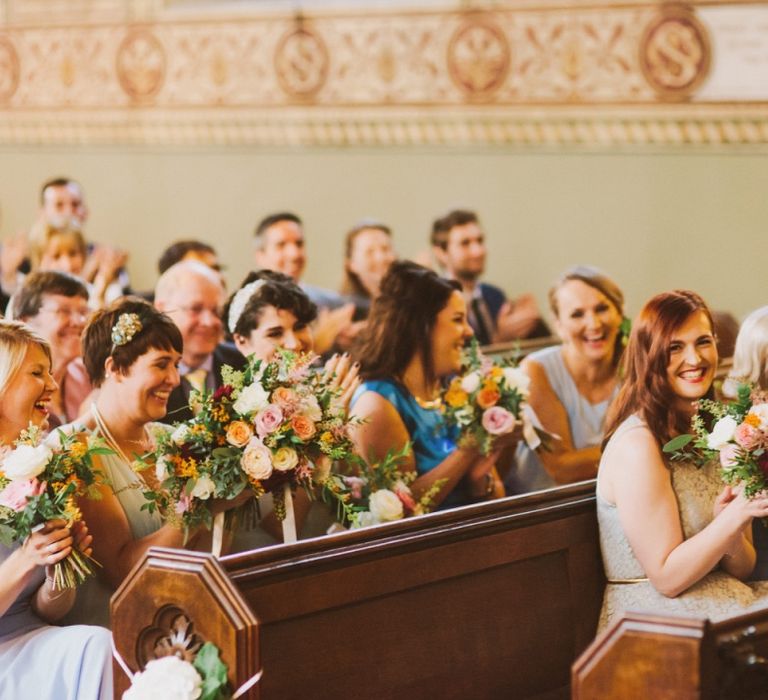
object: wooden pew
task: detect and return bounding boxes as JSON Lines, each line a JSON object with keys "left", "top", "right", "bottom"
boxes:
{"left": 482, "top": 335, "right": 560, "bottom": 361}
{"left": 572, "top": 606, "right": 768, "bottom": 698}
{"left": 112, "top": 481, "right": 604, "bottom": 699}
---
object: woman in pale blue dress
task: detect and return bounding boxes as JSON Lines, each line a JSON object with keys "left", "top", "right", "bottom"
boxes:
{"left": 507, "top": 266, "right": 625, "bottom": 494}
{"left": 0, "top": 321, "right": 111, "bottom": 698}
{"left": 350, "top": 261, "right": 515, "bottom": 509}
{"left": 597, "top": 291, "right": 768, "bottom": 631}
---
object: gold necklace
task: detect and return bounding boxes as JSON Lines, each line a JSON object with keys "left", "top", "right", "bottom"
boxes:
{"left": 413, "top": 394, "right": 443, "bottom": 410}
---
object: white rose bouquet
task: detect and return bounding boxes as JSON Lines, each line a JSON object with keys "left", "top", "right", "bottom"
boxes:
{"left": 123, "top": 642, "right": 230, "bottom": 700}
{"left": 323, "top": 444, "right": 444, "bottom": 529}
{"left": 141, "top": 350, "right": 358, "bottom": 540}
{"left": 0, "top": 424, "right": 111, "bottom": 588}
{"left": 664, "top": 384, "right": 768, "bottom": 498}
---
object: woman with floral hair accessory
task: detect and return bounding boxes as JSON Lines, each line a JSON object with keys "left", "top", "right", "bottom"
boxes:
{"left": 0, "top": 320, "right": 112, "bottom": 699}
{"left": 596, "top": 290, "right": 768, "bottom": 631}
{"left": 225, "top": 271, "right": 361, "bottom": 547}
{"left": 63, "top": 297, "right": 247, "bottom": 626}
{"left": 507, "top": 265, "right": 626, "bottom": 494}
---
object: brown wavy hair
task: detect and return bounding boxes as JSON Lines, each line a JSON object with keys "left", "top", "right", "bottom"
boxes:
{"left": 602, "top": 289, "right": 716, "bottom": 449}
{"left": 352, "top": 260, "right": 460, "bottom": 385}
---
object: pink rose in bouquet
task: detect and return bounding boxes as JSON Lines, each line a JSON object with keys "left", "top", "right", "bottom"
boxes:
{"left": 255, "top": 404, "right": 284, "bottom": 438}
{"left": 0, "top": 478, "right": 46, "bottom": 512}
{"left": 481, "top": 406, "right": 516, "bottom": 436}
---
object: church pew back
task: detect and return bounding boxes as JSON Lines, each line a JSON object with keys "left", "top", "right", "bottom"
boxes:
{"left": 113, "top": 481, "right": 604, "bottom": 699}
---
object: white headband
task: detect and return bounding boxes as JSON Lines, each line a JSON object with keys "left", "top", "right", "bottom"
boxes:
{"left": 228, "top": 280, "right": 267, "bottom": 334}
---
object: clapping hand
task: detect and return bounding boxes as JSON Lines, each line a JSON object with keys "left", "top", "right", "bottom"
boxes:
{"left": 312, "top": 304, "right": 355, "bottom": 355}
{"left": 494, "top": 294, "right": 542, "bottom": 342}
{"left": 322, "top": 352, "right": 361, "bottom": 416}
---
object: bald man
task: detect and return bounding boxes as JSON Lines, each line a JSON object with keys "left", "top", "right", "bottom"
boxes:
{"left": 154, "top": 260, "right": 244, "bottom": 423}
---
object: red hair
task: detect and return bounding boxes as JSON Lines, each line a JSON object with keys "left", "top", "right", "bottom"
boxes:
{"left": 603, "top": 290, "right": 716, "bottom": 449}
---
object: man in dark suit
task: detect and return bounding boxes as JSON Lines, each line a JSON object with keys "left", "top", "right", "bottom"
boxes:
{"left": 431, "top": 209, "right": 549, "bottom": 346}
{"left": 154, "top": 260, "right": 244, "bottom": 423}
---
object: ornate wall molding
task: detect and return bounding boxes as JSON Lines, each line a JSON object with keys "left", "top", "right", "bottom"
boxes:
{"left": 0, "top": 2, "right": 767, "bottom": 146}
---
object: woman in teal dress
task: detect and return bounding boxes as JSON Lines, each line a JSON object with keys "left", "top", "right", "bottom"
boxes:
{"left": 0, "top": 321, "right": 112, "bottom": 698}
{"left": 350, "top": 261, "right": 512, "bottom": 510}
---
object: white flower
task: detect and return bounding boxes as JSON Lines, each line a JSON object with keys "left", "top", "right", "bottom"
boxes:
{"left": 171, "top": 424, "right": 191, "bottom": 445}
{"left": 352, "top": 511, "right": 379, "bottom": 529}
{"left": 454, "top": 406, "right": 476, "bottom": 427}
{"left": 190, "top": 474, "right": 216, "bottom": 500}
{"left": 707, "top": 415, "right": 739, "bottom": 450}
{"left": 241, "top": 438, "right": 273, "bottom": 481}
{"left": 233, "top": 381, "right": 270, "bottom": 416}
{"left": 2, "top": 443, "right": 52, "bottom": 481}
{"left": 369, "top": 489, "right": 404, "bottom": 522}
{"left": 747, "top": 404, "right": 768, "bottom": 430}
{"left": 297, "top": 394, "right": 322, "bottom": 422}
{"left": 155, "top": 455, "right": 172, "bottom": 483}
{"left": 460, "top": 371, "right": 482, "bottom": 394}
{"left": 123, "top": 655, "right": 202, "bottom": 700}
{"left": 272, "top": 446, "right": 299, "bottom": 472}
{"left": 502, "top": 367, "right": 531, "bottom": 397}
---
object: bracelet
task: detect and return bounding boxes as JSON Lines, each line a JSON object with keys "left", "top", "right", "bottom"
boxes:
{"left": 483, "top": 473, "right": 495, "bottom": 498}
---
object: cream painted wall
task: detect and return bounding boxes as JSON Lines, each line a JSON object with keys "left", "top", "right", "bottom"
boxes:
{"left": 0, "top": 145, "right": 766, "bottom": 322}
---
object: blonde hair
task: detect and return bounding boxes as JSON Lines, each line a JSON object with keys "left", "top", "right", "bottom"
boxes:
{"left": 727, "top": 306, "right": 768, "bottom": 393}
{"left": 0, "top": 320, "right": 52, "bottom": 394}
{"left": 28, "top": 222, "right": 87, "bottom": 269}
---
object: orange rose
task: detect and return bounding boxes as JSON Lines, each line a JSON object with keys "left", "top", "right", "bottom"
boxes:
{"left": 272, "top": 386, "right": 298, "bottom": 411}
{"left": 476, "top": 382, "right": 500, "bottom": 409}
{"left": 226, "top": 420, "right": 253, "bottom": 447}
{"left": 291, "top": 415, "right": 317, "bottom": 441}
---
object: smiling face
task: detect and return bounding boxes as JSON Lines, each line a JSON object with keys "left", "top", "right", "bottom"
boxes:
{"left": 38, "top": 232, "right": 86, "bottom": 276}
{"left": 42, "top": 182, "right": 88, "bottom": 228}
{"left": 0, "top": 343, "right": 56, "bottom": 441}
{"left": 666, "top": 310, "right": 718, "bottom": 413}
{"left": 347, "top": 228, "right": 396, "bottom": 297}
{"left": 430, "top": 291, "right": 474, "bottom": 378}
{"left": 23, "top": 293, "right": 89, "bottom": 371}
{"left": 234, "top": 304, "right": 313, "bottom": 362}
{"left": 255, "top": 220, "right": 306, "bottom": 282}
{"left": 554, "top": 279, "right": 622, "bottom": 363}
{"left": 109, "top": 347, "right": 181, "bottom": 423}
{"left": 438, "top": 222, "right": 486, "bottom": 283}
{"left": 158, "top": 273, "right": 224, "bottom": 368}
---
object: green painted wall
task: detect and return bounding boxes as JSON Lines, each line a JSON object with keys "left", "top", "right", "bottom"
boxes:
{"left": 1, "top": 145, "right": 766, "bottom": 322}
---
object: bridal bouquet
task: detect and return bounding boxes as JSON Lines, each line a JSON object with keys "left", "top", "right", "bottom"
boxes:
{"left": 441, "top": 340, "right": 548, "bottom": 455}
{"left": 664, "top": 384, "right": 768, "bottom": 497}
{"left": 142, "top": 350, "right": 356, "bottom": 537}
{"left": 323, "top": 445, "right": 444, "bottom": 529}
{"left": 0, "top": 424, "right": 111, "bottom": 588}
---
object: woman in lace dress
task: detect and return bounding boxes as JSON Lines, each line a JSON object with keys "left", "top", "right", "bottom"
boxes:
{"left": 0, "top": 321, "right": 112, "bottom": 698}
{"left": 597, "top": 290, "right": 768, "bottom": 631}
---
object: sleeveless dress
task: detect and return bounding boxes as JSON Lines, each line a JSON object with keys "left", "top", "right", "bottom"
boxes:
{"left": 597, "top": 415, "right": 768, "bottom": 631}
{"left": 61, "top": 422, "right": 165, "bottom": 629}
{"left": 352, "top": 379, "right": 469, "bottom": 509}
{"left": 0, "top": 544, "right": 113, "bottom": 699}
{"left": 506, "top": 345, "right": 614, "bottom": 494}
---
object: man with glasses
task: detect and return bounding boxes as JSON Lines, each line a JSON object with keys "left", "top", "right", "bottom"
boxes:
{"left": 11, "top": 270, "right": 93, "bottom": 426}
{"left": 154, "top": 260, "right": 244, "bottom": 423}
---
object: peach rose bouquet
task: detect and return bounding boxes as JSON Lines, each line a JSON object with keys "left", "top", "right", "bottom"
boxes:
{"left": 441, "top": 340, "right": 548, "bottom": 455}
{"left": 141, "top": 350, "right": 356, "bottom": 540}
